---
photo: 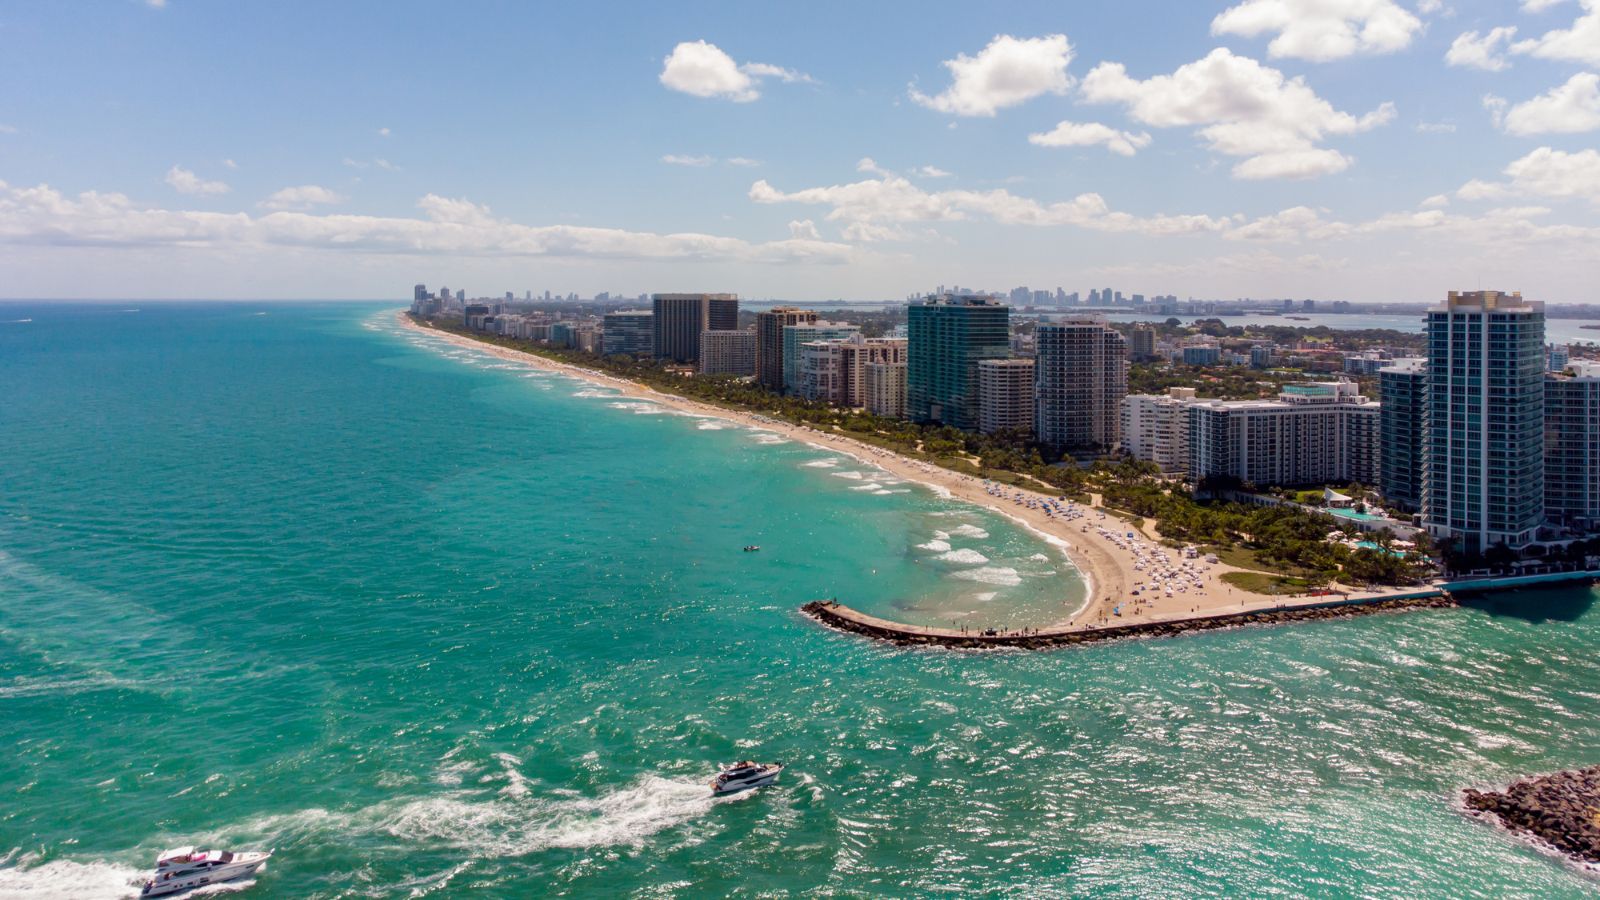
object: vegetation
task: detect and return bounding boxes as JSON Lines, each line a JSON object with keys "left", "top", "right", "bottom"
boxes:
{"left": 419, "top": 315, "right": 1435, "bottom": 588}
{"left": 1221, "top": 571, "right": 1316, "bottom": 594}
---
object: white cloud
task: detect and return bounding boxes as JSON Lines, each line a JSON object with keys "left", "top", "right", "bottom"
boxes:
{"left": 787, "top": 218, "right": 822, "bottom": 240}
{"left": 1484, "top": 93, "right": 1510, "bottom": 128}
{"left": 1511, "top": 0, "right": 1600, "bottom": 65}
{"left": 855, "top": 157, "right": 892, "bottom": 177}
{"left": 1446, "top": 26, "right": 1519, "bottom": 71}
{"left": 661, "top": 154, "right": 715, "bottom": 167}
{"left": 1501, "top": 72, "right": 1600, "bottom": 134}
{"left": 1211, "top": 0, "right": 1423, "bottom": 62}
{"left": 1504, "top": 146, "right": 1600, "bottom": 203}
{"left": 1457, "top": 177, "right": 1513, "bottom": 200}
{"left": 909, "top": 34, "right": 1074, "bottom": 117}
{"left": 222, "top": 158, "right": 238, "bottom": 169}
{"left": 145, "top": 0, "right": 166, "bottom": 8}
{"left": 912, "top": 165, "right": 953, "bottom": 178}
{"left": 726, "top": 157, "right": 762, "bottom": 167}
{"left": 377, "top": 127, "right": 391, "bottom": 138}
{"left": 164, "top": 166, "right": 229, "bottom": 196}
{"left": 1080, "top": 49, "right": 1395, "bottom": 180}
{"left": 1421, "top": 193, "right": 1451, "bottom": 208}
{"left": 658, "top": 40, "right": 811, "bottom": 102}
{"left": 0, "top": 180, "right": 853, "bottom": 265}
{"left": 1417, "top": 0, "right": 1444, "bottom": 12}
{"left": 748, "top": 168, "right": 1235, "bottom": 240}
{"left": 259, "top": 185, "right": 345, "bottom": 211}
{"left": 1028, "top": 120, "right": 1152, "bottom": 156}
{"left": 1523, "top": 0, "right": 1568, "bottom": 11}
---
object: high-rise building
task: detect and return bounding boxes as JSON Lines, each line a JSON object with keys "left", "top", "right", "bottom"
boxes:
{"left": 1548, "top": 344, "right": 1571, "bottom": 373}
{"left": 782, "top": 322, "right": 859, "bottom": 396}
{"left": 907, "top": 294, "right": 1011, "bottom": 430}
{"left": 1379, "top": 358, "right": 1427, "bottom": 513}
{"left": 1422, "top": 290, "right": 1546, "bottom": 553}
{"left": 699, "top": 329, "right": 757, "bottom": 376}
{"left": 1188, "top": 382, "right": 1380, "bottom": 487}
{"left": 1121, "top": 387, "right": 1197, "bottom": 473}
{"left": 1249, "top": 345, "right": 1274, "bottom": 370}
{"left": 1034, "top": 318, "right": 1127, "bottom": 451}
{"left": 807, "top": 335, "right": 907, "bottom": 407}
{"left": 652, "top": 293, "right": 738, "bottom": 363}
{"left": 1130, "top": 325, "right": 1156, "bottom": 361}
{"left": 1544, "top": 362, "right": 1600, "bottom": 530}
{"left": 414, "top": 284, "right": 428, "bottom": 302}
{"left": 978, "top": 358, "right": 1036, "bottom": 434}
{"left": 756, "top": 307, "right": 819, "bottom": 393}
{"left": 602, "top": 310, "right": 654, "bottom": 356}
{"left": 865, "top": 361, "right": 908, "bottom": 419}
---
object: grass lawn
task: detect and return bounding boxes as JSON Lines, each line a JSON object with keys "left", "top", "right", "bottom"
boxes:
{"left": 1222, "top": 571, "right": 1319, "bottom": 594}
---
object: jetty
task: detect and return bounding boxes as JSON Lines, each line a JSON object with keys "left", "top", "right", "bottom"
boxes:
{"left": 802, "top": 591, "right": 1458, "bottom": 650}
{"left": 1464, "top": 765, "right": 1600, "bottom": 864}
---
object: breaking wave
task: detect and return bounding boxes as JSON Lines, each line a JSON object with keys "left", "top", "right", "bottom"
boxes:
{"left": 949, "top": 566, "right": 1023, "bottom": 587}
{"left": 936, "top": 549, "right": 990, "bottom": 565}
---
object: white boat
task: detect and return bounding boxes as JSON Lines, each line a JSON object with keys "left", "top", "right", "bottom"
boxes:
{"left": 711, "top": 761, "right": 783, "bottom": 796}
{"left": 140, "top": 846, "right": 272, "bottom": 897}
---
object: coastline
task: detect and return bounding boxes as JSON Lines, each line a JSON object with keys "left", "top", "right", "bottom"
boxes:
{"left": 398, "top": 311, "right": 1433, "bottom": 631}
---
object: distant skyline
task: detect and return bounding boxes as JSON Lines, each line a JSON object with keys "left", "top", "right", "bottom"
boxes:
{"left": 1, "top": 1, "right": 1598, "bottom": 302}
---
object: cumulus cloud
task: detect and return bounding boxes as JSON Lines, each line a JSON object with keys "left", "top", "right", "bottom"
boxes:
{"left": 909, "top": 34, "right": 1075, "bottom": 116}
{"left": 787, "top": 218, "right": 821, "bottom": 240}
{"left": 1453, "top": 146, "right": 1600, "bottom": 205}
{"left": 1028, "top": 120, "right": 1153, "bottom": 156}
{"left": 1221, "top": 197, "right": 1600, "bottom": 249}
{"left": 1446, "top": 27, "right": 1519, "bottom": 71}
{"left": 1211, "top": 0, "right": 1423, "bottom": 61}
{"left": 1080, "top": 49, "right": 1395, "bottom": 179}
{"left": 259, "top": 185, "right": 345, "bottom": 211}
{"left": 0, "top": 179, "right": 854, "bottom": 265}
{"left": 658, "top": 40, "right": 812, "bottom": 102}
{"left": 748, "top": 168, "right": 1234, "bottom": 240}
{"left": 1500, "top": 72, "right": 1600, "bottom": 134}
{"left": 164, "top": 166, "right": 230, "bottom": 196}
{"left": 1511, "top": 0, "right": 1600, "bottom": 64}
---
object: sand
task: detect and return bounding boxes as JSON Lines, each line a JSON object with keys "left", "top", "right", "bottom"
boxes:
{"left": 400, "top": 314, "right": 1420, "bottom": 629}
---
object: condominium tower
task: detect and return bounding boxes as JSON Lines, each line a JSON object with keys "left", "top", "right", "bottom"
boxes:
{"left": 1034, "top": 318, "right": 1128, "bottom": 450}
{"left": 601, "top": 309, "right": 654, "bottom": 356}
{"left": 782, "top": 322, "right": 860, "bottom": 396}
{"left": 1422, "top": 290, "right": 1546, "bottom": 553}
{"left": 699, "top": 329, "right": 757, "bottom": 376}
{"left": 1545, "top": 362, "right": 1600, "bottom": 530}
{"left": 652, "top": 293, "right": 738, "bottom": 364}
{"left": 907, "top": 294, "right": 1011, "bottom": 431}
{"left": 1188, "top": 382, "right": 1380, "bottom": 487}
{"left": 977, "top": 358, "right": 1036, "bottom": 434}
{"left": 755, "top": 306, "right": 819, "bottom": 393}
{"left": 1378, "top": 358, "right": 1427, "bottom": 512}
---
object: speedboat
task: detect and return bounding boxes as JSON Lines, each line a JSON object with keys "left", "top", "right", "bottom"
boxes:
{"left": 743, "top": 545, "right": 761, "bottom": 552}
{"left": 141, "top": 846, "right": 272, "bottom": 897}
{"left": 711, "top": 761, "right": 783, "bottom": 796}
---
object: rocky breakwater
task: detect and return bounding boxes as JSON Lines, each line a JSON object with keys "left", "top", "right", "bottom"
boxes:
{"left": 801, "top": 593, "right": 1456, "bottom": 650}
{"left": 1464, "top": 765, "right": 1600, "bottom": 864}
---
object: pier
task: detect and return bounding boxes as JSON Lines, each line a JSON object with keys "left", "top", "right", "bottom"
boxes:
{"left": 802, "top": 592, "right": 1459, "bottom": 649}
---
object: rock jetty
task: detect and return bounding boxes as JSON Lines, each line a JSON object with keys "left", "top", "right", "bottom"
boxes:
{"left": 1464, "top": 765, "right": 1600, "bottom": 864}
{"left": 801, "top": 592, "right": 1456, "bottom": 650}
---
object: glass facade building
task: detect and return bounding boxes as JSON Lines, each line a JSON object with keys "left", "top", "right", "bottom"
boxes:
{"left": 1422, "top": 290, "right": 1546, "bottom": 553}
{"left": 1378, "top": 357, "right": 1426, "bottom": 512}
{"left": 906, "top": 295, "right": 1011, "bottom": 431}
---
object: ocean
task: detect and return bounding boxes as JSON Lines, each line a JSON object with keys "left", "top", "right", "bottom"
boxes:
{"left": 1, "top": 302, "right": 1597, "bottom": 898}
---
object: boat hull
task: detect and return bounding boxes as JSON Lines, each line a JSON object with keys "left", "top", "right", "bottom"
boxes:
{"left": 141, "top": 859, "right": 268, "bottom": 897}
{"left": 712, "top": 768, "right": 782, "bottom": 796}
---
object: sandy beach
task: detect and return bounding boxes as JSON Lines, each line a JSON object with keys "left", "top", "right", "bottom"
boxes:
{"left": 400, "top": 312, "right": 1312, "bottom": 628}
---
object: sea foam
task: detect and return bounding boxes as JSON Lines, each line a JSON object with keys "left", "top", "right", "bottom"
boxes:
{"left": 936, "top": 549, "right": 990, "bottom": 565}
{"left": 949, "top": 566, "right": 1023, "bottom": 587}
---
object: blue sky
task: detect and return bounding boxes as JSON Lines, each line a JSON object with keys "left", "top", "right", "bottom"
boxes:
{"left": 1, "top": 0, "right": 1597, "bottom": 302}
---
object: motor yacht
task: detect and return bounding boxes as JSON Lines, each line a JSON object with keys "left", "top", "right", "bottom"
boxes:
{"left": 140, "top": 846, "right": 272, "bottom": 897}
{"left": 711, "top": 761, "right": 783, "bottom": 796}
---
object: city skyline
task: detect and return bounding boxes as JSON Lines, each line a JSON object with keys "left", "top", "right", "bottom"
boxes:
{"left": 2, "top": 1, "right": 1599, "bottom": 302}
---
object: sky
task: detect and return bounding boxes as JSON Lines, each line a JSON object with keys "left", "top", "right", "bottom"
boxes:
{"left": 1, "top": 0, "right": 1598, "bottom": 303}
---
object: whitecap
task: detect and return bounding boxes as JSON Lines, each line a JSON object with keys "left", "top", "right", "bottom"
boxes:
{"left": 1030, "top": 553, "right": 1050, "bottom": 562}
{"left": 949, "top": 566, "right": 1023, "bottom": 587}
{"left": 830, "top": 471, "right": 865, "bottom": 480}
{"left": 802, "top": 459, "right": 840, "bottom": 469}
{"left": 0, "top": 858, "right": 146, "bottom": 899}
{"left": 849, "top": 483, "right": 883, "bottom": 491}
{"left": 948, "top": 524, "right": 990, "bottom": 539}
{"left": 973, "top": 592, "right": 998, "bottom": 603}
{"left": 937, "top": 549, "right": 990, "bottom": 565}
{"left": 916, "top": 540, "right": 952, "bottom": 553}
{"left": 696, "top": 421, "right": 726, "bottom": 431}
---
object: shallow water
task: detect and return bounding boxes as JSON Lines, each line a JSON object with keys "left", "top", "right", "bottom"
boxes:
{"left": 1, "top": 302, "right": 1597, "bottom": 898}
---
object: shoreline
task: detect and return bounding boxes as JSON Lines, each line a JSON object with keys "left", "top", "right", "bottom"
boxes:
{"left": 396, "top": 312, "right": 1432, "bottom": 631}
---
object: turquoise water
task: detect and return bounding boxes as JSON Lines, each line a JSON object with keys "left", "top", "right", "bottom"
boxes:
{"left": 2, "top": 303, "right": 1599, "bottom": 898}
{"left": 1328, "top": 508, "right": 1387, "bottom": 523}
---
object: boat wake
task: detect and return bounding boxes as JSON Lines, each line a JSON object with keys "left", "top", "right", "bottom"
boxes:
{"left": 0, "top": 857, "right": 145, "bottom": 900}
